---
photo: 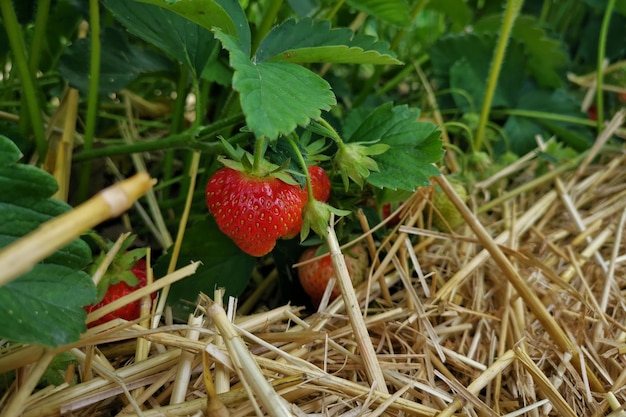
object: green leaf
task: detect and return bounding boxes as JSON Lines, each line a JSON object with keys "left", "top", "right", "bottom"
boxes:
{"left": 503, "top": 90, "right": 593, "bottom": 154}
{"left": 430, "top": 33, "right": 526, "bottom": 112}
{"left": 102, "top": 0, "right": 220, "bottom": 78}
{"left": 137, "top": 0, "right": 251, "bottom": 55}
{"left": 474, "top": 15, "right": 568, "bottom": 89}
{"left": 58, "top": 27, "right": 172, "bottom": 95}
{"left": 345, "top": 0, "right": 411, "bottom": 26}
{"left": 287, "top": 0, "right": 318, "bottom": 17}
{"left": 255, "top": 18, "right": 401, "bottom": 65}
{"left": 155, "top": 217, "right": 255, "bottom": 321}
{"left": 0, "top": 265, "right": 95, "bottom": 346}
{"left": 347, "top": 104, "right": 443, "bottom": 190}
{"left": 40, "top": 352, "right": 79, "bottom": 387}
{"left": 215, "top": 30, "right": 336, "bottom": 139}
{"left": 425, "top": 0, "right": 473, "bottom": 31}
{"left": 0, "top": 136, "right": 95, "bottom": 347}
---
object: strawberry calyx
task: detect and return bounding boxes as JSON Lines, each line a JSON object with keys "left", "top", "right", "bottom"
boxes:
{"left": 217, "top": 154, "right": 299, "bottom": 186}
{"left": 334, "top": 141, "right": 389, "bottom": 189}
{"left": 300, "top": 199, "right": 350, "bottom": 240}
{"left": 90, "top": 246, "right": 147, "bottom": 303}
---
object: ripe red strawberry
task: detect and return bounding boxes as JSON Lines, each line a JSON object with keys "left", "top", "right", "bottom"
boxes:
{"left": 206, "top": 167, "right": 305, "bottom": 256}
{"left": 297, "top": 244, "right": 368, "bottom": 307}
{"left": 85, "top": 258, "right": 153, "bottom": 328}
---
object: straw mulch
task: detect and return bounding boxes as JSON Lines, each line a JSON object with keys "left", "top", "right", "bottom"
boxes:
{"left": 1, "top": 144, "right": 626, "bottom": 417}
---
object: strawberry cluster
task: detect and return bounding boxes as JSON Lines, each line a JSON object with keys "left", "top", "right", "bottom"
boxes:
{"left": 206, "top": 165, "right": 330, "bottom": 257}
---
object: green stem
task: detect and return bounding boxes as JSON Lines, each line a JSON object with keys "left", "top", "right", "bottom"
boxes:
{"left": 18, "top": 0, "right": 50, "bottom": 137}
{"left": 390, "top": 0, "right": 427, "bottom": 52}
{"left": 0, "top": 0, "right": 47, "bottom": 159}
{"left": 490, "top": 108, "right": 596, "bottom": 127}
{"left": 285, "top": 135, "right": 314, "bottom": 202}
{"left": 77, "top": 0, "right": 102, "bottom": 200}
{"left": 29, "top": 0, "right": 51, "bottom": 73}
{"left": 170, "top": 66, "right": 190, "bottom": 135}
{"left": 251, "top": 0, "right": 283, "bottom": 54}
{"left": 474, "top": 0, "right": 524, "bottom": 152}
{"left": 316, "top": 117, "right": 344, "bottom": 145}
{"left": 325, "top": 0, "right": 345, "bottom": 20}
{"left": 252, "top": 137, "right": 266, "bottom": 173}
{"left": 538, "top": 0, "right": 550, "bottom": 24}
{"left": 156, "top": 77, "right": 207, "bottom": 322}
{"left": 376, "top": 55, "right": 428, "bottom": 97}
{"left": 72, "top": 114, "right": 247, "bottom": 162}
{"left": 163, "top": 65, "right": 190, "bottom": 198}
{"left": 596, "top": 0, "right": 616, "bottom": 133}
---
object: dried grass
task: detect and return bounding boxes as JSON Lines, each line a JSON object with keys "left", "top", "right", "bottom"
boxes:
{"left": 2, "top": 148, "right": 626, "bottom": 417}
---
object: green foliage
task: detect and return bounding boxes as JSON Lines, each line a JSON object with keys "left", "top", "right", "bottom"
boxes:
{"left": 59, "top": 27, "right": 173, "bottom": 95}
{"left": 430, "top": 33, "right": 526, "bottom": 112}
{"left": 346, "top": 0, "right": 411, "bottom": 26}
{"left": 474, "top": 15, "right": 569, "bottom": 89}
{"left": 347, "top": 104, "right": 443, "bottom": 190}
{"left": 155, "top": 217, "right": 255, "bottom": 321}
{"left": 256, "top": 18, "right": 401, "bottom": 64}
{"left": 503, "top": 90, "right": 593, "bottom": 154}
{"left": 103, "top": 0, "right": 224, "bottom": 79}
{"left": 0, "top": 136, "right": 95, "bottom": 347}
{"left": 215, "top": 29, "right": 337, "bottom": 139}
{"left": 138, "top": 0, "right": 252, "bottom": 54}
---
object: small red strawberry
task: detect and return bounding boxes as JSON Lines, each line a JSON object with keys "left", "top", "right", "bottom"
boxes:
{"left": 297, "top": 244, "right": 368, "bottom": 307}
{"left": 587, "top": 104, "right": 597, "bottom": 121}
{"left": 284, "top": 166, "right": 332, "bottom": 239}
{"left": 381, "top": 201, "right": 404, "bottom": 226}
{"left": 307, "top": 165, "right": 331, "bottom": 203}
{"left": 206, "top": 167, "right": 305, "bottom": 256}
{"left": 85, "top": 257, "right": 153, "bottom": 328}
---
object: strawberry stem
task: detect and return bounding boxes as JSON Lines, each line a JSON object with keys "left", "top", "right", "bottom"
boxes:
{"left": 316, "top": 118, "right": 345, "bottom": 147}
{"left": 252, "top": 137, "right": 266, "bottom": 174}
{"left": 285, "top": 135, "right": 315, "bottom": 202}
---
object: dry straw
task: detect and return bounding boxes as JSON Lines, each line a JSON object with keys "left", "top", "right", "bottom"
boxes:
{"left": 2, "top": 146, "right": 626, "bottom": 416}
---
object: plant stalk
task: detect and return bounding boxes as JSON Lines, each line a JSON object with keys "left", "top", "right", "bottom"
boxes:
{"left": 474, "top": 0, "right": 524, "bottom": 152}
{"left": 595, "top": 0, "right": 616, "bottom": 132}
{"left": 77, "top": 0, "right": 102, "bottom": 200}
{"left": 251, "top": 0, "right": 283, "bottom": 54}
{"left": 0, "top": 0, "right": 47, "bottom": 159}
{"left": 73, "top": 113, "right": 246, "bottom": 162}
{"left": 285, "top": 135, "right": 315, "bottom": 201}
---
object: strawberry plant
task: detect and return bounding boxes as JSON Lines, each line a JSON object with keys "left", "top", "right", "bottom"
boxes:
{"left": 0, "top": 0, "right": 624, "bottom": 345}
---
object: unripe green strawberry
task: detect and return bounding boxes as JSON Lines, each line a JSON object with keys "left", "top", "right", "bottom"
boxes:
{"left": 297, "top": 244, "right": 368, "bottom": 307}
{"left": 431, "top": 181, "right": 468, "bottom": 231}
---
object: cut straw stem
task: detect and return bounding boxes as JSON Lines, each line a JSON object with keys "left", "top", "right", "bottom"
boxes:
{"left": 436, "top": 350, "right": 515, "bottom": 417}
{"left": 2, "top": 350, "right": 56, "bottom": 417}
{"left": 325, "top": 224, "right": 389, "bottom": 394}
{"left": 206, "top": 302, "right": 294, "bottom": 417}
{"left": 170, "top": 314, "right": 204, "bottom": 404}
